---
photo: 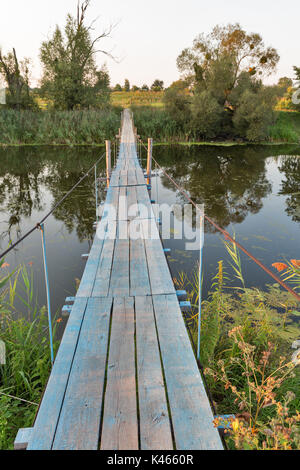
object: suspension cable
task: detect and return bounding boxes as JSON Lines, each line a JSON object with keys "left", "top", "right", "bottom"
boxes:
{"left": 0, "top": 152, "right": 106, "bottom": 260}
{"left": 138, "top": 138, "right": 300, "bottom": 303}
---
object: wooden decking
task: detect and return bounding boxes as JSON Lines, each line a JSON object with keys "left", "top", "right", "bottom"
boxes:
{"left": 25, "top": 110, "right": 223, "bottom": 450}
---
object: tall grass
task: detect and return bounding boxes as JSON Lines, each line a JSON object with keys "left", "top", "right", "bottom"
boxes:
{"left": 269, "top": 111, "right": 300, "bottom": 143}
{"left": 0, "top": 261, "right": 59, "bottom": 449}
{"left": 0, "top": 109, "right": 121, "bottom": 145}
{"left": 131, "top": 106, "right": 189, "bottom": 142}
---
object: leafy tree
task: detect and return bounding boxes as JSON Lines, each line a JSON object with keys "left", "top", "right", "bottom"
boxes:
{"left": 39, "top": 0, "right": 113, "bottom": 109}
{"left": 131, "top": 85, "right": 140, "bottom": 91}
{"left": 114, "top": 83, "right": 122, "bottom": 91}
{"left": 175, "top": 24, "right": 279, "bottom": 141}
{"left": 124, "top": 79, "right": 130, "bottom": 92}
{"left": 191, "top": 91, "right": 223, "bottom": 139}
{"left": 0, "top": 48, "right": 36, "bottom": 109}
{"left": 151, "top": 79, "right": 164, "bottom": 91}
{"left": 141, "top": 84, "right": 149, "bottom": 91}
{"left": 163, "top": 80, "right": 191, "bottom": 128}
{"left": 177, "top": 23, "right": 279, "bottom": 99}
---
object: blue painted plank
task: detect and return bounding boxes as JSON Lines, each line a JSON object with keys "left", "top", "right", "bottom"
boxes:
{"left": 135, "top": 296, "right": 173, "bottom": 450}
{"left": 27, "top": 297, "right": 88, "bottom": 450}
{"left": 152, "top": 294, "right": 223, "bottom": 450}
{"left": 52, "top": 297, "right": 113, "bottom": 450}
{"left": 100, "top": 297, "right": 138, "bottom": 450}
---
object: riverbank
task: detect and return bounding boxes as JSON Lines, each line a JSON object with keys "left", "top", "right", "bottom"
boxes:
{"left": 0, "top": 109, "right": 299, "bottom": 147}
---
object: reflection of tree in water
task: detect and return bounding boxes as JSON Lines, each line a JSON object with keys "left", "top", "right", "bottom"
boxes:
{"left": 155, "top": 145, "right": 276, "bottom": 232}
{"left": 0, "top": 146, "right": 105, "bottom": 242}
{"left": 278, "top": 156, "right": 300, "bottom": 224}
{"left": 0, "top": 147, "right": 45, "bottom": 240}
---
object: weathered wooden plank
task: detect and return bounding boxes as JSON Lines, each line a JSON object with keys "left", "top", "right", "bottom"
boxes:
{"left": 109, "top": 222, "right": 129, "bottom": 297}
{"left": 135, "top": 296, "right": 173, "bottom": 450}
{"left": 27, "top": 297, "right": 89, "bottom": 450}
{"left": 52, "top": 297, "right": 113, "bottom": 450}
{"left": 136, "top": 166, "right": 147, "bottom": 185}
{"left": 119, "top": 169, "right": 128, "bottom": 186}
{"left": 140, "top": 219, "right": 176, "bottom": 295}
{"left": 92, "top": 221, "right": 116, "bottom": 297}
{"left": 127, "top": 169, "right": 136, "bottom": 186}
{"left": 76, "top": 218, "right": 107, "bottom": 298}
{"left": 14, "top": 428, "right": 33, "bottom": 450}
{"left": 100, "top": 297, "right": 138, "bottom": 450}
{"left": 129, "top": 236, "right": 151, "bottom": 296}
{"left": 152, "top": 294, "right": 223, "bottom": 450}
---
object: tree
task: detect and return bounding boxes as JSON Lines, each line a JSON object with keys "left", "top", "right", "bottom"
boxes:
{"left": 151, "top": 79, "right": 164, "bottom": 91}
{"left": 114, "top": 83, "right": 122, "bottom": 91}
{"left": 177, "top": 23, "right": 279, "bottom": 105}
{"left": 163, "top": 80, "right": 191, "bottom": 128}
{"left": 40, "top": 0, "right": 114, "bottom": 109}
{"left": 131, "top": 85, "right": 140, "bottom": 91}
{"left": 141, "top": 84, "right": 149, "bottom": 91}
{"left": 123, "top": 79, "right": 130, "bottom": 92}
{"left": 175, "top": 24, "right": 279, "bottom": 141}
{"left": 0, "top": 48, "right": 35, "bottom": 109}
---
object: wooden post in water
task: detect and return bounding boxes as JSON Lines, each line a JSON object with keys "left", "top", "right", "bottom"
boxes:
{"left": 147, "top": 138, "right": 153, "bottom": 188}
{"left": 106, "top": 140, "right": 111, "bottom": 188}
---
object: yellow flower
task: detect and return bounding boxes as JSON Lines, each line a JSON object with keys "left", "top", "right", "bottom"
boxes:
{"left": 231, "top": 419, "right": 240, "bottom": 432}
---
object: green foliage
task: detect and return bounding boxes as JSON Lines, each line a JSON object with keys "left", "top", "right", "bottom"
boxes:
{"left": 0, "top": 264, "right": 59, "bottom": 449}
{"left": 123, "top": 79, "right": 130, "bottom": 92}
{"left": 130, "top": 106, "right": 185, "bottom": 141}
{"left": 269, "top": 111, "right": 300, "bottom": 143}
{"left": 40, "top": 1, "right": 112, "bottom": 109}
{"left": 0, "top": 49, "right": 37, "bottom": 110}
{"left": 173, "top": 23, "right": 280, "bottom": 142}
{"left": 191, "top": 91, "right": 224, "bottom": 139}
{"left": 163, "top": 81, "right": 191, "bottom": 129}
{"left": 0, "top": 108, "right": 120, "bottom": 145}
{"left": 151, "top": 79, "right": 164, "bottom": 91}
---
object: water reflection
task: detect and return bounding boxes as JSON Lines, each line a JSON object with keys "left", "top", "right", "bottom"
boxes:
{"left": 154, "top": 144, "right": 300, "bottom": 231}
{"left": 0, "top": 143, "right": 299, "bottom": 321}
{"left": 278, "top": 156, "right": 300, "bottom": 224}
{"left": 0, "top": 146, "right": 106, "bottom": 245}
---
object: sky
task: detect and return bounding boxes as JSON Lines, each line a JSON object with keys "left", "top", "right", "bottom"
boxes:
{"left": 0, "top": 0, "right": 299, "bottom": 88}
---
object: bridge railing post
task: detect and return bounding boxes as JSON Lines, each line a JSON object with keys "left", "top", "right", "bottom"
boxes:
{"left": 106, "top": 140, "right": 111, "bottom": 188}
{"left": 147, "top": 138, "right": 153, "bottom": 188}
{"left": 197, "top": 208, "right": 204, "bottom": 361}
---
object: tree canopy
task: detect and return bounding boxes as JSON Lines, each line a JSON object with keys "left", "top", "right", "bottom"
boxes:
{"left": 40, "top": 0, "right": 113, "bottom": 109}
{"left": 171, "top": 23, "right": 280, "bottom": 141}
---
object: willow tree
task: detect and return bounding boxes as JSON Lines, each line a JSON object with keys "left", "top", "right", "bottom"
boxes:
{"left": 177, "top": 23, "right": 279, "bottom": 102}
{"left": 176, "top": 24, "right": 280, "bottom": 141}
{"left": 40, "top": 0, "right": 113, "bottom": 109}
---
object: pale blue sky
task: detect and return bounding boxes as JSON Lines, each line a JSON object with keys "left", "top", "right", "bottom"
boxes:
{"left": 0, "top": 0, "right": 299, "bottom": 87}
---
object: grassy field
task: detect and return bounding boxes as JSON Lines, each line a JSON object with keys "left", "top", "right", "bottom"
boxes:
{"left": 110, "top": 90, "right": 164, "bottom": 108}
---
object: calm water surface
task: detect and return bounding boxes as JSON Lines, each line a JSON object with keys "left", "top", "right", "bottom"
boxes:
{"left": 0, "top": 144, "right": 300, "bottom": 336}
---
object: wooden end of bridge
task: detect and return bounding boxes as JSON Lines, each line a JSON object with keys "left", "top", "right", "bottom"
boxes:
{"left": 22, "top": 110, "right": 223, "bottom": 451}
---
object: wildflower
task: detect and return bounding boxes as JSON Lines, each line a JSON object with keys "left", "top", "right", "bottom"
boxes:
{"left": 290, "top": 259, "right": 300, "bottom": 268}
{"left": 272, "top": 262, "right": 288, "bottom": 272}
{"left": 231, "top": 419, "right": 240, "bottom": 432}
{"left": 56, "top": 318, "right": 63, "bottom": 323}
{"left": 28, "top": 261, "right": 34, "bottom": 266}
{"left": 1, "top": 262, "right": 10, "bottom": 268}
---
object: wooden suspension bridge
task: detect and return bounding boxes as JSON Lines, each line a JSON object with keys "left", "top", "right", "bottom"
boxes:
{"left": 15, "top": 110, "right": 223, "bottom": 451}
